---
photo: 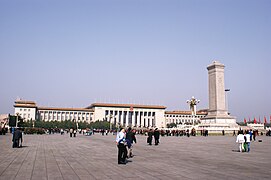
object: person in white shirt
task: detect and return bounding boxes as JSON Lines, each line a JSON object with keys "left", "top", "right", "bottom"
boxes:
{"left": 244, "top": 131, "right": 251, "bottom": 152}
{"left": 116, "top": 128, "right": 127, "bottom": 164}
{"left": 236, "top": 130, "right": 245, "bottom": 152}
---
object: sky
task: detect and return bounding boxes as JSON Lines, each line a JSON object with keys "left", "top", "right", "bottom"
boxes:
{"left": 0, "top": 0, "right": 270, "bottom": 122}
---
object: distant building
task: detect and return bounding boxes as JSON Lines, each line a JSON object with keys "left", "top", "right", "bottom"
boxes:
{"left": 14, "top": 100, "right": 94, "bottom": 123}
{"left": 87, "top": 103, "right": 166, "bottom": 128}
{"left": 14, "top": 100, "right": 207, "bottom": 128}
{"left": 14, "top": 100, "right": 37, "bottom": 120}
{"left": 165, "top": 110, "right": 208, "bottom": 125}
{"left": 0, "top": 114, "right": 9, "bottom": 128}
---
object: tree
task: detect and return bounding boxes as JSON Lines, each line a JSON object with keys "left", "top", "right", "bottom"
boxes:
{"left": 166, "top": 123, "right": 177, "bottom": 128}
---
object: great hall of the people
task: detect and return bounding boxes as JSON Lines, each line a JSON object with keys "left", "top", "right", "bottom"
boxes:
{"left": 14, "top": 100, "right": 207, "bottom": 128}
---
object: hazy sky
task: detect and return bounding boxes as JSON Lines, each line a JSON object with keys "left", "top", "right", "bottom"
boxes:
{"left": 1, "top": 0, "right": 270, "bottom": 122}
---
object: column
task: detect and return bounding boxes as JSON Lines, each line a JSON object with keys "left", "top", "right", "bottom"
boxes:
{"left": 125, "top": 111, "right": 129, "bottom": 127}
{"left": 131, "top": 111, "right": 135, "bottom": 127}
{"left": 118, "top": 111, "right": 122, "bottom": 127}
{"left": 138, "top": 111, "right": 143, "bottom": 127}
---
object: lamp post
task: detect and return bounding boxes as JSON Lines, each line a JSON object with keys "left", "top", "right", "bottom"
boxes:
{"left": 225, "top": 89, "right": 230, "bottom": 115}
{"left": 107, "top": 114, "right": 115, "bottom": 131}
{"left": 16, "top": 113, "right": 19, "bottom": 128}
{"left": 186, "top": 96, "right": 200, "bottom": 125}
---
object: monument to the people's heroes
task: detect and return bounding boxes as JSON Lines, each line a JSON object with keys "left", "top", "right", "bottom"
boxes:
{"left": 200, "top": 61, "right": 238, "bottom": 130}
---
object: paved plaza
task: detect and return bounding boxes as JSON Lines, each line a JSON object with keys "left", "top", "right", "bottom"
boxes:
{"left": 0, "top": 132, "right": 271, "bottom": 180}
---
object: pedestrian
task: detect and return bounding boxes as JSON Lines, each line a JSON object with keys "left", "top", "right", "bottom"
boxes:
{"left": 236, "top": 131, "right": 245, "bottom": 152}
{"left": 222, "top": 130, "right": 225, "bottom": 136}
{"left": 12, "top": 128, "right": 22, "bottom": 148}
{"left": 253, "top": 130, "right": 257, "bottom": 141}
{"left": 186, "top": 129, "right": 190, "bottom": 137}
{"left": 147, "top": 129, "right": 153, "bottom": 145}
{"left": 116, "top": 128, "right": 127, "bottom": 165}
{"left": 126, "top": 127, "right": 137, "bottom": 158}
{"left": 73, "top": 129, "right": 77, "bottom": 137}
{"left": 69, "top": 128, "right": 73, "bottom": 137}
{"left": 154, "top": 128, "right": 160, "bottom": 146}
{"left": 244, "top": 131, "right": 251, "bottom": 152}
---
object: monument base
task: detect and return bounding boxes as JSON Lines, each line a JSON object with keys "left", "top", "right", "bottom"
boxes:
{"left": 201, "top": 117, "right": 237, "bottom": 125}
{"left": 199, "top": 116, "right": 239, "bottom": 132}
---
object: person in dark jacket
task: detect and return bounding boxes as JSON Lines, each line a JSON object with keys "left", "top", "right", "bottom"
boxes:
{"left": 12, "top": 128, "right": 22, "bottom": 148}
{"left": 154, "top": 128, "right": 160, "bottom": 145}
{"left": 126, "top": 127, "right": 137, "bottom": 158}
{"left": 147, "top": 129, "right": 153, "bottom": 145}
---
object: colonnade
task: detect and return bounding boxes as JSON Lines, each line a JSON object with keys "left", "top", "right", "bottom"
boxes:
{"left": 105, "top": 110, "right": 156, "bottom": 128}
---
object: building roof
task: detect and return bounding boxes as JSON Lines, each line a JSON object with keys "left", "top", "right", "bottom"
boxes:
{"left": 38, "top": 107, "right": 94, "bottom": 112}
{"left": 165, "top": 110, "right": 208, "bottom": 115}
{"left": 14, "top": 100, "right": 37, "bottom": 108}
{"left": 87, "top": 103, "right": 167, "bottom": 109}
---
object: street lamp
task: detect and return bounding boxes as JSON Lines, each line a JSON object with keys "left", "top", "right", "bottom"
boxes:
{"left": 186, "top": 96, "right": 200, "bottom": 125}
{"left": 225, "top": 89, "right": 230, "bottom": 115}
{"left": 16, "top": 113, "right": 19, "bottom": 128}
{"left": 106, "top": 114, "right": 115, "bottom": 131}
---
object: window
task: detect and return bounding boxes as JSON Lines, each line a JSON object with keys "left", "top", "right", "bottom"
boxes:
{"left": 28, "top": 109, "right": 30, "bottom": 111}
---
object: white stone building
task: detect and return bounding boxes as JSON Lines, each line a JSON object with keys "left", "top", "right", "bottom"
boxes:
{"left": 165, "top": 110, "right": 207, "bottom": 125}
{"left": 14, "top": 100, "right": 37, "bottom": 120}
{"left": 87, "top": 103, "right": 166, "bottom": 128}
{"left": 14, "top": 100, "right": 212, "bottom": 129}
{"left": 14, "top": 100, "right": 167, "bottom": 128}
{"left": 38, "top": 107, "right": 94, "bottom": 123}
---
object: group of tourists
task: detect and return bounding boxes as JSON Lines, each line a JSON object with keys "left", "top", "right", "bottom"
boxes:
{"left": 236, "top": 129, "right": 253, "bottom": 152}
{"left": 147, "top": 128, "right": 160, "bottom": 145}
{"left": 115, "top": 127, "right": 137, "bottom": 165}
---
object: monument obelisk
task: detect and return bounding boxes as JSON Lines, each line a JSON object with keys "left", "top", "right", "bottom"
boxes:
{"left": 201, "top": 61, "right": 237, "bottom": 126}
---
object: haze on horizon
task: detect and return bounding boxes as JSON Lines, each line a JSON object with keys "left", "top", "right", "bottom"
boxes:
{"left": 0, "top": 0, "right": 270, "bottom": 122}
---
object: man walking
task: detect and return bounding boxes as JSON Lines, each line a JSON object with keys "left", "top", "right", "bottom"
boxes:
{"left": 147, "top": 129, "right": 153, "bottom": 145}
{"left": 116, "top": 128, "right": 127, "bottom": 164}
{"left": 244, "top": 131, "right": 251, "bottom": 152}
{"left": 126, "top": 127, "right": 137, "bottom": 158}
{"left": 236, "top": 131, "right": 245, "bottom": 152}
{"left": 154, "top": 128, "right": 160, "bottom": 146}
{"left": 12, "top": 128, "right": 22, "bottom": 148}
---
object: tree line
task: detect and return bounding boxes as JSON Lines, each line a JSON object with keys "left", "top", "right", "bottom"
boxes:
{"left": 9, "top": 115, "right": 115, "bottom": 130}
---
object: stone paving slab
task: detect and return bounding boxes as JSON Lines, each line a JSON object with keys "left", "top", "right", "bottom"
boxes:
{"left": 0, "top": 133, "right": 271, "bottom": 180}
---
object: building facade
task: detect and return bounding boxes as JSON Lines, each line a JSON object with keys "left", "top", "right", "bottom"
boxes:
{"left": 87, "top": 103, "right": 166, "bottom": 128}
{"left": 165, "top": 110, "right": 207, "bottom": 125}
{"left": 14, "top": 100, "right": 37, "bottom": 120}
{"left": 38, "top": 107, "right": 94, "bottom": 123}
{"left": 14, "top": 100, "right": 207, "bottom": 128}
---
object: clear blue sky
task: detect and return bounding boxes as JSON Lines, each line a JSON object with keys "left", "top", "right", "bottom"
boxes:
{"left": 0, "top": 0, "right": 270, "bottom": 122}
